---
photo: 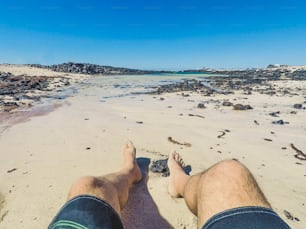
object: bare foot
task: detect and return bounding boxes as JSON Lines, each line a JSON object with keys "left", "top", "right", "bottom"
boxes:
{"left": 168, "top": 151, "right": 189, "bottom": 197}
{"left": 122, "top": 141, "right": 142, "bottom": 184}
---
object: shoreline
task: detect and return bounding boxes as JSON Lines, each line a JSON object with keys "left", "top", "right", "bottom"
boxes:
{"left": 0, "top": 65, "right": 305, "bottom": 228}
{"left": 0, "top": 65, "right": 89, "bottom": 134}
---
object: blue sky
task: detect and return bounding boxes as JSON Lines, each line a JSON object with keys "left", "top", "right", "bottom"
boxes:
{"left": 0, "top": 0, "right": 306, "bottom": 70}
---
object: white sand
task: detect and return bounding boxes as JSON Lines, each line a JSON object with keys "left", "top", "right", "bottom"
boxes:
{"left": 0, "top": 66, "right": 305, "bottom": 228}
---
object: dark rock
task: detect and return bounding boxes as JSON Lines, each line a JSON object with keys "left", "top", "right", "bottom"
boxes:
{"left": 151, "top": 79, "right": 215, "bottom": 96}
{"left": 272, "top": 120, "right": 289, "bottom": 125}
{"left": 197, "top": 103, "right": 206, "bottom": 109}
{"left": 150, "top": 159, "right": 169, "bottom": 177}
{"left": 269, "top": 111, "right": 280, "bottom": 117}
{"left": 181, "top": 93, "right": 190, "bottom": 97}
{"left": 3, "top": 101, "right": 18, "bottom": 106}
{"left": 293, "top": 104, "right": 303, "bottom": 109}
{"left": 233, "top": 104, "right": 253, "bottom": 110}
{"left": 0, "top": 72, "right": 13, "bottom": 79}
{"left": 0, "top": 72, "right": 74, "bottom": 112}
{"left": 222, "top": 101, "right": 233, "bottom": 106}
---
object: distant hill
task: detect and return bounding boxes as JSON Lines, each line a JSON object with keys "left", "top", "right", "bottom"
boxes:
{"left": 17, "top": 62, "right": 306, "bottom": 79}
{"left": 27, "top": 62, "right": 171, "bottom": 75}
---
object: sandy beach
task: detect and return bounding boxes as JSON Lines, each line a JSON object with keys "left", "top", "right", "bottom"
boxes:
{"left": 0, "top": 65, "right": 305, "bottom": 228}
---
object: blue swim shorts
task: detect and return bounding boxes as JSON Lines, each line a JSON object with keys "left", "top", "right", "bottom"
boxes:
{"left": 202, "top": 206, "right": 290, "bottom": 229}
{"left": 49, "top": 195, "right": 290, "bottom": 229}
{"left": 48, "top": 195, "right": 123, "bottom": 229}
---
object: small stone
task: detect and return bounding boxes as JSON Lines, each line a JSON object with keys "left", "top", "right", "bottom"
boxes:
{"left": 272, "top": 120, "right": 289, "bottom": 125}
{"left": 269, "top": 111, "right": 280, "bottom": 117}
{"left": 222, "top": 101, "right": 233, "bottom": 106}
{"left": 197, "top": 103, "right": 206, "bottom": 109}
{"left": 233, "top": 104, "right": 253, "bottom": 110}
{"left": 293, "top": 104, "right": 303, "bottom": 109}
{"left": 150, "top": 159, "right": 169, "bottom": 177}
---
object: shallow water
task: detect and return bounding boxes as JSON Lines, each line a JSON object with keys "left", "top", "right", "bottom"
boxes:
{"left": 78, "top": 73, "right": 213, "bottom": 99}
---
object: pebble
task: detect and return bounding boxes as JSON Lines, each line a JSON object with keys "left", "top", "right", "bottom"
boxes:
{"left": 272, "top": 120, "right": 289, "bottom": 125}
{"left": 293, "top": 104, "right": 303, "bottom": 109}
{"left": 233, "top": 104, "right": 253, "bottom": 110}
{"left": 222, "top": 101, "right": 233, "bottom": 106}
{"left": 269, "top": 111, "right": 280, "bottom": 117}
{"left": 150, "top": 159, "right": 169, "bottom": 177}
{"left": 197, "top": 103, "right": 206, "bottom": 109}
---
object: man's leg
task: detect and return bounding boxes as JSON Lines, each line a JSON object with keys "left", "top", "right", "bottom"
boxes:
{"left": 49, "top": 141, "right": 142, "bottom": 228}
{"left": 167, "top": 152, "right": 273, "bottom": 228}
{"left": 67, "top": 141, "right": 142, "bottom": 216}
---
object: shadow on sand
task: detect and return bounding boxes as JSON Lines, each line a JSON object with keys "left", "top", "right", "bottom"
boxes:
{"left": 121, "top": 158, "right": 173, "bottom": 229}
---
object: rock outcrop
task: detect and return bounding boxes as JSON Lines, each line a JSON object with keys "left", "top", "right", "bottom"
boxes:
{"left": 28, "top": 63, "right": 159, "bottom": 75}
{"left": 0, "top": 71, "right": 71, "bottom": 112}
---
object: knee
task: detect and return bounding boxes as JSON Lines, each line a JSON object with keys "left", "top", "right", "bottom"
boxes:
{"left": 209, "top": 159, "right": 249, "bottom": 180}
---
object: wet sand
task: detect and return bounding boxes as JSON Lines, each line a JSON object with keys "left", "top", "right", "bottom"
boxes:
{"left": 0, "top": 65, "right": 305, "bottom": 228}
